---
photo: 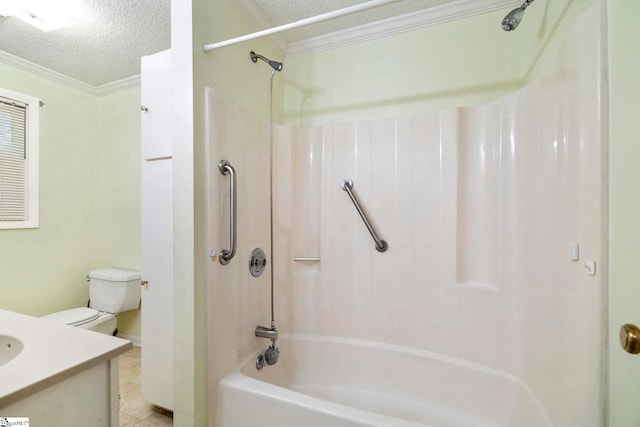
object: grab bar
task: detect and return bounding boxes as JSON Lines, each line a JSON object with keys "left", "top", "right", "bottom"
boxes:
{"left": 341, "top": 179, "right": 388, "bottom": 252}
{"left": 219, "top": 160, "right": 237, "bottom": 264}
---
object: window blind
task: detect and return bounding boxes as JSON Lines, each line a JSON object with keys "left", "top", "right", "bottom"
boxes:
{"left": 0, "top": 96, "right": 27, "bottom": 221}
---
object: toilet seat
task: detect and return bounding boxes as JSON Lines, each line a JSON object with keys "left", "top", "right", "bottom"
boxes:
{"left": 42, "top": 307, "right": 101, "bottom": 327}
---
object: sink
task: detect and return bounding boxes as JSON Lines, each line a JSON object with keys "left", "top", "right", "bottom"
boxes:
{"left": 0, "top": 335, "right": 23, "bottom": 366}
{"left": 0, "top": 309, "right": 132, "bottom": 422}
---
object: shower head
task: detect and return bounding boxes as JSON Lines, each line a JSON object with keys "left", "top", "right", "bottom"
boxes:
{"left": 502, "top": 0, "right": 534, "bottom": 32}
{"left": 250, "top": 51, "right": 283, "bottom": 72}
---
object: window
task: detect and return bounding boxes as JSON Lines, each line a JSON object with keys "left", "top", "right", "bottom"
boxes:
{"left": 0, "top": 88, "right": 39, "bottom": 229}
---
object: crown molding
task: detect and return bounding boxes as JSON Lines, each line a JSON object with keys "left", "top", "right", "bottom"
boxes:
{"left": 95, "top": 75, "right": 141, "bottom": 95}
{"left": 0, "top": 49, "right": 139, "bottom": 96}
{"left": 286, "top": 0, "right": 518, "bottom": 58}
{"left": 0, "top": 49, "right": 98, "bottom": 94}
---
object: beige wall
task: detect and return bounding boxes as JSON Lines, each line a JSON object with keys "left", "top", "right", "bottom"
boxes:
{"left": 0, "top": 62, "right": 141, "bottom": 337}
{"left": 283, "top": 0, "right": 596, "bottom": 127}
{"left": 95, "top": 87, "right": 142, "bottom": 337}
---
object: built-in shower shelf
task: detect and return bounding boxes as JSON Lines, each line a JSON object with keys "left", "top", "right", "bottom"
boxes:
{"left": 293, "top": 257, "right": 320, "bottom": 262}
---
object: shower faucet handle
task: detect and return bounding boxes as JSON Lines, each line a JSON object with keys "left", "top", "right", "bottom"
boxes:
{"left": 249, "top": 248, "right": 267, "bottom": 277}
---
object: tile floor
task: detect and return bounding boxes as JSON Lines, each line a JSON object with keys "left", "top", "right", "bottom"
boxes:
{"left": 118, "top": 346, "right": 173, "bottom": 426}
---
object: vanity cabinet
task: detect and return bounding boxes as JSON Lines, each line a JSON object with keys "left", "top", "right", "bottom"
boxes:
{"left": 140, "top": 49, "right": 174, "bottom": 411}
{"left": 0, "top": 309, "right": 130, "bottom": 427}
{"left": 1, "top": 360, "right": 119, "bottom": 426}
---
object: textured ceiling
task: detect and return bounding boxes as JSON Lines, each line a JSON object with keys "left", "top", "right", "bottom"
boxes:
{"left": 0, "top": 0, "right": 170, "bottom": 87}
{"left": 0, "top": 0, "right": 514, "bottom": 88}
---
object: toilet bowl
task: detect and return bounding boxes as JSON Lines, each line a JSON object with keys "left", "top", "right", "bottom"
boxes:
{"left": 42, "top": 268, "right": 141, "bottom": 336}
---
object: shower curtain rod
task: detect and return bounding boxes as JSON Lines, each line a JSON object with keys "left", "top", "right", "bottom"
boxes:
{"left": 203, "top": 0, "right": 403, "bottom": 52}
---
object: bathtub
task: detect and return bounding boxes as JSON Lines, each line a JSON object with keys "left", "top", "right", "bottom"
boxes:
{"left": 217, "top": 335, "right": 551, "bottom": 427}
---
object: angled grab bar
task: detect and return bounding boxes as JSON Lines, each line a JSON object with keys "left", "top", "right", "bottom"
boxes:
{"left": 219, "top": 160, "right": 237, "bottom": 265}
{"left": 341, "top": 179, "right": 388, "bottom": 253}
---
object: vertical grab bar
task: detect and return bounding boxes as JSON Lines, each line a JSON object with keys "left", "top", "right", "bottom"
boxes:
{"left": 341, "top": 179, "right": 389, "bottom": 253}
{"left": 219, "top": 160, "right": 237, "bottom": 265}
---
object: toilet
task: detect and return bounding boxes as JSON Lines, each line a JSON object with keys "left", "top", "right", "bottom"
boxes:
{"left": 42, "top": 268, "right": 141, "bottom": 336}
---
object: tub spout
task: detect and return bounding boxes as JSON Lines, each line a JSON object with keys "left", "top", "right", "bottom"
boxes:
{"left": 255, "top": 324, "right": 280, "bottom": 369}
{"left": 255, "top": 325, "right": 278, "bottom": 343}
{"left": 264, "top": 345, "right": 279, "bottom": 365}
{"left": 255, "top": 344, "right": 279, "bottom": 370}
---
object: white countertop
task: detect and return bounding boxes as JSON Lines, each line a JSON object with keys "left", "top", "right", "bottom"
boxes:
{"left": 0, "top": 309, "right": 132, "bottom": 407}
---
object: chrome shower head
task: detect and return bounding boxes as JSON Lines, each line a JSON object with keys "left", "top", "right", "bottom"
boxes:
{"left": 250, "top": 51, "right": 283, "bottom": 72}
{"left": 502, "top": 0, "right": 534, "bottom": 32}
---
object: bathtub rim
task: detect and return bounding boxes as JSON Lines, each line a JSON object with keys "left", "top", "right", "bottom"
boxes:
{"left": 222, "top": 333, "right": 553, "bottom": 426}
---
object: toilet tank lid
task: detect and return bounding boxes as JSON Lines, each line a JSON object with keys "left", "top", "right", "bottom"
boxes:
{"left": 89, "top": 268, "right": 141, "bottom": 281}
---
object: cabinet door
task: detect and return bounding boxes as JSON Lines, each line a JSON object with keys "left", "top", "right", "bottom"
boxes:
{"left": 141, "top": 50, "right": 172, "bottom": 160}
{"left": 141, "top": 157, "right": 173, "bottom": 410}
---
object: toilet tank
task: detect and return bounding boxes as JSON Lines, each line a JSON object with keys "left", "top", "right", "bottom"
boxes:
{"left": 89, "top": 268, "right": 141, "bottom": 313}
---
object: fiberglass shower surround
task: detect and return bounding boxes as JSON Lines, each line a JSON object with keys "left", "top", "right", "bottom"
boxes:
{"left": 206, "top": 1, "right": 605, "bottom": 426}
{"left": 206, "top": 4, "right": 606, "bottom": 424}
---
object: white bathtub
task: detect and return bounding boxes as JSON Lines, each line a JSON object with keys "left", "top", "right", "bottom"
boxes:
{"left": 217, "top": 335, "right": 551, "bottom": 427}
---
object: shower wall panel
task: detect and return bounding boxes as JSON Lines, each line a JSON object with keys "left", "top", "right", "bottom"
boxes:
{"left": 205, "top": 88, "right": 273, "bottom": 414}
